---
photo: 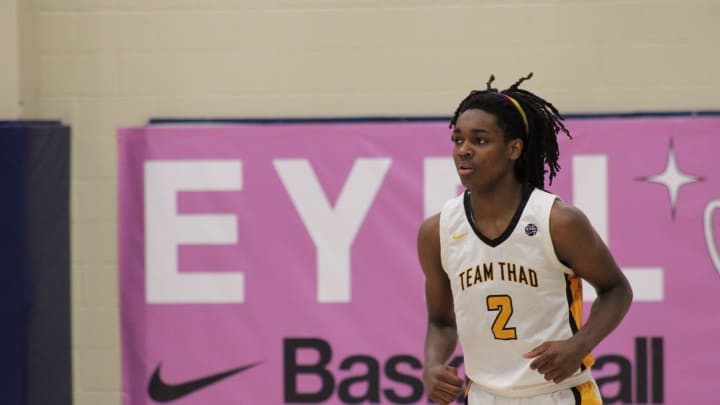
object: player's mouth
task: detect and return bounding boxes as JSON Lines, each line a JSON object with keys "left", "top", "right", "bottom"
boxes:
{"left": 457, "top": 162, "right": 474, "bottom": 175}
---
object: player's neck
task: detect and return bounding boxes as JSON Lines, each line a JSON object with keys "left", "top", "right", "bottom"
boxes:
{"left": 468, "top": 179, "right": 525, "bottom": 222}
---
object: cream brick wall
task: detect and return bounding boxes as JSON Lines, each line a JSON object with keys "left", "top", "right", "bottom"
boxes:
{"left": 1, "top": 0, "right": 19, "bottom": 118}
{"left": 8, "top": 1, "right": 720, "bottom": 404}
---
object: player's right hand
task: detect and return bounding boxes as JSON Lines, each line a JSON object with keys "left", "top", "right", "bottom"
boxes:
{"left": 423, "top": 365, "right": 464, "bottom": 405}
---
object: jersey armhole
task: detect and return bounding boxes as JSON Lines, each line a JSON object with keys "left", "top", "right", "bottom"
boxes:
{"left": 545, "top": 196, "right": 575, "bottom": 275}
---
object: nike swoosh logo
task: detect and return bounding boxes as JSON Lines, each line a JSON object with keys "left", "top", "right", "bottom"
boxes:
{"left": 147, "top": 361, "right": 261, "bottom": 402}
{"left": 452, "top": 232, "right": 468, "bottom": 240}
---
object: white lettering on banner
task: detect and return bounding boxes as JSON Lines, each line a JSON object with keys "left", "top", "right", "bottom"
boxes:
{"left": 573, "top": 156, "right": 608, "bottom": 243}
{"left": 704, "top": 199, "right": 720, "bottom": 276}
{"left": 423, "top": 157, "right": 462, "bottom": 218}
{"left": 572, "top": 155, "right": 664, "bottom": 302}
{"left": 144, "top": 160, "right": 245, "bottom": 304}
{"left": 274, "top": 158, "right": 392, "bottom": 303}
{"left": 141, "top": 156, "right": 668, "bottom": 304}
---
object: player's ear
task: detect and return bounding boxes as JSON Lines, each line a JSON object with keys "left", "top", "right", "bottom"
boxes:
{"left": 508, "top": 138, "right": 523, "bottom": 161}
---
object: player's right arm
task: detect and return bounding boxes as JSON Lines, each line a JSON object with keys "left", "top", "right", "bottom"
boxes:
{"left": 417, "top": 214, "right": 464, "bottom": 405}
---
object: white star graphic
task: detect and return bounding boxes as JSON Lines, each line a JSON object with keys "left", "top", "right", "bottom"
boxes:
{"left": 640, "top": 139, "right": 703, "bottom": 218}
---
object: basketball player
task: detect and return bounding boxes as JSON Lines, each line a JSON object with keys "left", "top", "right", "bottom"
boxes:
{"left": 417, "top": 74, "right": 633, "bottom": 404}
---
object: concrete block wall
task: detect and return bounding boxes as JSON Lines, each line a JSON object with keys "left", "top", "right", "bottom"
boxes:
{"left": 3, "top": 1, "right": 719, "bottom": 404}
{"left": 1, "top": 1, "right": 20, "bottom": 116}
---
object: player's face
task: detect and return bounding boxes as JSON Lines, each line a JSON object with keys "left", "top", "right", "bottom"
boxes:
{"left": 451, "top": 109, "right": 522, "bottom": 191}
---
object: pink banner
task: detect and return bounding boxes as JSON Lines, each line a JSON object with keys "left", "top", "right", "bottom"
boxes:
{"left": 119, "top": 117, "right": 720, "bottom": 404}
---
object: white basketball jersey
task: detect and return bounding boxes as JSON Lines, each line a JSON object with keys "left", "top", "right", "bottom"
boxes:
{"left": 439, "top": 188, "right": 594, "bottom": 397}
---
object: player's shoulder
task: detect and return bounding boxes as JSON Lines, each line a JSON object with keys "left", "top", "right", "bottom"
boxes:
{"left": 420, "top": 193, "right": 464, "bottom": 234}
{"left": 417, "top": 213, "right": 442, "bottom": 265}
{"left": 549, "top": 198, "right": 595, "bottom": 239}
{"left": 418, "top": 213, "right": 440, "bottom": 239}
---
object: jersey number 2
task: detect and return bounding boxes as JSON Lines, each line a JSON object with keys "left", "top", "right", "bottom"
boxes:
{"left": 486, "top": 295, "right": 517, "bottom": 340}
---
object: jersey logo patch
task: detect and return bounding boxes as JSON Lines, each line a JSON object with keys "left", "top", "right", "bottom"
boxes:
{"left": 525, "top": 224, "right": 538, "bottom": 236}
{"left": 452, "top": 232, "right": 468, "bottom": 241}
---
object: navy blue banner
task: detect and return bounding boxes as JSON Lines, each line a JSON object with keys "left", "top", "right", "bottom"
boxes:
{"left": 0, "top": 121, "right": 71, "bottom": 405}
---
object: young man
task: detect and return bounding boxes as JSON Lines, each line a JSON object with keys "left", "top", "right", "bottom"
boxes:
{"left": 417, "top": 74, "right": 633, "bottom": 404}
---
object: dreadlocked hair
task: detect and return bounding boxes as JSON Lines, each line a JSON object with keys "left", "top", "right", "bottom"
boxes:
{"left": 449, "top": 72, "right": 571, "bottom": 189}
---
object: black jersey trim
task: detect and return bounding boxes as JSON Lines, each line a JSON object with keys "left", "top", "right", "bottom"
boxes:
{"left": 564, "top": 274, "right": 580, "bottom": 335}
{"left": 463, "top": 185, "right": 533, "bottom": 248}
{"left": 571, "top": 385, "right": 582, "bottom": 404}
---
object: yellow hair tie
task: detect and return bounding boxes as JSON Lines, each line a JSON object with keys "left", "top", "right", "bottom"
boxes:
{"left": 501, "top": 94, "right": 529, "bottom": 136}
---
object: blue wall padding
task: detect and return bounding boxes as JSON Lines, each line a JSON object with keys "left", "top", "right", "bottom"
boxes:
{"left": 0, "top": 121, "right": 71, "bottom": 405}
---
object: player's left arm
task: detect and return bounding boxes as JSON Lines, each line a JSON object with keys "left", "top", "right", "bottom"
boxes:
{"left": 525, "top": 199, "right": 633, "bottom": 383}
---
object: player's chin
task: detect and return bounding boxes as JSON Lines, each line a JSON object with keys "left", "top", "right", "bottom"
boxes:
{"left": 457, "top": 175, "right": 475, "bottom": 189}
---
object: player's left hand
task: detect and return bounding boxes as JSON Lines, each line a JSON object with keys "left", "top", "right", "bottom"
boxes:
{"left": 522, "top": 339, "right": 588, "bottom": 383}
